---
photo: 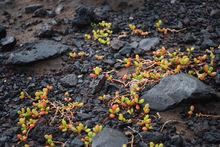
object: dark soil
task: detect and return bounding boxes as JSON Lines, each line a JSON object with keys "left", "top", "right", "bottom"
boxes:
{"left": 0, "top": 0, "right": 220, "bottom": 147}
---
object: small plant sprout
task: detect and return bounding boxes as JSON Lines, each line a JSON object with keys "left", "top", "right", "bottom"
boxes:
{"left": 138, "top": 115, "right": 153, "bottom": 132}
{"left": 44, "top": 134, "right": 55, "bottom": 147}
{"left": 188, "top": 105, "right": 195, "bottom": 118}
{"left": 82, "top": 125, "right": 103, "bottom": 145}
{"left": 86, "top": 21, "right": 112, "bottom": 45}
{"left": 84, "top": 34, "right": 91, "bottom": 40}
{"left": 155, "top": 20, "right": 163, "bottom": 29}
{"left": 128, "top": 24, "right": 150, "bottom": 36}
{"left": 150, "top": 142, "right": 164, "bottom": 147}
{"left": 187, "top": 47, "right": 195, "bottom": 56}
{"left": 95, "top": 55, "right": 104, "bottom": 61}
{"left": 72, "top": 123, "right": 89, "bottom": 134}
{"left": 203, "top": 64, "right": 216, "bottom": 77}
{"left": 19, "top": 91, "right": 26, "bottom": 99}
{"left": 59, "top": 119, "right": 72, "bottom": 132}
{"left": 143, "top": 104, "right": 150, "bottom": 114}
{"left": 118, "top": 113, "right": 132, "bottom": 123}
{"left": 69, "top": 51, "right": 89, "bottom": 59}
{"left": 17, "top": 86, "right": 51, "bottom": 142}
{"left": 124, "top": 58, "right": 132, "bottom": 68}
{"left": 98, "top": 95, "right": 106, "bottom": 101}
{"left": 90, "top": 67, "right": 103, "bottom": 78}
{"left": 109, "top": 104, "right": 120, "bottom": 119}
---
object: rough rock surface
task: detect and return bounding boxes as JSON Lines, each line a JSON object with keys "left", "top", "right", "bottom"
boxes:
{"left": 60, "top": 74, "right": 78, "bottom": 87}
{"left": 92, "top": 128, "right": 128, "bottom": 147}
{"left": 141, "top": 73, "right": 217, "bottom": 111}
{"left": 5, "top": 40, "right": 70, "bottom": 64}
{"left": 138, "top": 37, "right": 160, "bottom": 52}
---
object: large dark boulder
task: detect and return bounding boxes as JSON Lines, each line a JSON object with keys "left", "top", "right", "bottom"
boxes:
{"left": 141, "top": 73, "right": 217, "bottom": 111}
{"left": 5, "top": 40, "right": 70, "bottom": 64}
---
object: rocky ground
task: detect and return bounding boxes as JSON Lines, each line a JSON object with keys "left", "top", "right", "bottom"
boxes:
{"left": 0, "top": 0, "right": 220, "bottom": 147}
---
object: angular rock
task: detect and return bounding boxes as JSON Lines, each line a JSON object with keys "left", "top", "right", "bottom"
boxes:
{"left": 90, "top": 75, "right": 106, "bottom": 94}
{"left": 0, "top": 36, "right": 16, "bottom": 51}
{"left": 210, "top": 9, "right": 220, "bottom": 19}
{"left": 110, "top": 38, "right": 125, "bottom": 51}
{"left": 138, "top": 37, "right": 160, "bottom": 52}
{"left": 119, "top": 43, "right": 133, "bottom": 56}
{"left": 6, "top": 40, "right": 70, "bottom": 64}
{"left": 24, "top": 4, "right": 43, "bottom": 14}
{"left": 141, "top": 73, "right": 217, "bottom": 111}
{"left": 201, "top": 38, "right": 217, "bottom": 49}
{"left": 60, "top": 74, "right": 78, "bottom": 87}
{"left": 37, "top": 23, "right": 56, "bottom": 38}
{"left": 0, "top": 25, "right": 6, "bottom": 39}
{"left": 72, "top": 6, "right": 96, "bottom": 28}
{"left": 92, "top": 128, "right": 128, "bottom": 147}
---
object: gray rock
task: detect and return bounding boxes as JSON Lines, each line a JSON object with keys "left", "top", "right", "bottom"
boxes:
{"left": 24, "top": 4, "right": 43, "bottom": 14}
{"left": 37, "top": 23, "right": 56, "bottom": 38}
{"left": 60, "top": 74, "right": 78, "bottom": 87}
{"left": 110, "top": 38, "right": 125, "bottom": 51}
{"left": 141, "top": 73, "right": 217, "bottom": 111}
{"left": 72, "top": 6, "right": 95, "bottom": 28}
{"left": 201, "top": 38, "right": 217, "bottom": 49}
{"left": 210, "top": 9, "right": 220, "bottom": 19}
{"left": 90, "top": 75, "right": 106, "bottom": 94}
{"left": 138, "top": 37, "right": 160, "bottom": 52}
{"left": 6, "top": 40, "right": 70, "bottom": 64}
{"left": 92, "top": 128, "right": 128, "bottom": 147}
{"left": 119, "top": 43, "right": 133, "bottom": 56}
{"left": 0, "top": 36, "right": 16, "bottom": 51}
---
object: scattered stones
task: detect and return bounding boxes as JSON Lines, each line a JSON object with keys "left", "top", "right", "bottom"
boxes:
{"left": 90, "top": 75, "right": 106, "bottom": 94}
{"left": 0, "top": 25, "right": 6, "bottom": 39}
{"left": 138, "top": 37, "right": 160, "bottom": 52}
{"left": 141, "top": 73, "right": 217, "bottom": 111}
{"left": 203, "top": 130, "right": 220, "bottom": 144}
{"left": 72, "top": 6, "right": 96, "bottom": 28}
{"left": 60, "top": 74, "right": 78, "bottom": 87}
{"left": 92, "top": 128, "right": 128, "bottom": 147}
{"left": 6, "top": 40, "right": 70, "bottom": 64}
{"left": 24, "top": 4, "right": 43, "bottom": 14}
{"left": 0, "top": 36, "right": 16, "bottom": 51}
{"left": 210, "top": 9, "right": 220, "bottom": 19}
